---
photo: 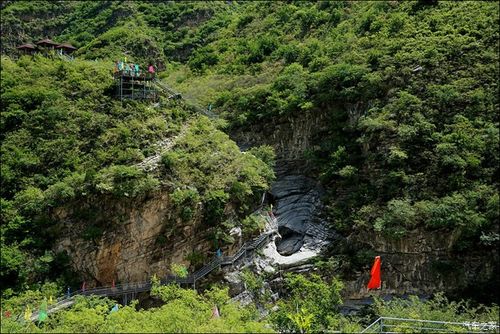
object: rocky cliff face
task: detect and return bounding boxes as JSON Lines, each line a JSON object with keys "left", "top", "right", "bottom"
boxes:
{"left": 231, "top": 108, "right": 498, "bottom": 301}
{"left": 341, "top": 230, "right": 498, "bottom": 300}
{"left": 53, "top": 191, "right": 213, "bottom": 287}
{"left": 231, "top": 108, "right": 331, "bottom": 161}
{"left": 53, "top": 106, "right": 495, "bottom": 299}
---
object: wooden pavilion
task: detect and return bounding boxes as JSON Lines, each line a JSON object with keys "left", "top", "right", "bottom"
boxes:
{"left": 35, "top": 38, "right": 59, "bottom": 50}
{"left": 16, "top": 43, "right": 36, "bottom": 55}
{"left": 55, "top": 43, "right": 77, "bottom": 55}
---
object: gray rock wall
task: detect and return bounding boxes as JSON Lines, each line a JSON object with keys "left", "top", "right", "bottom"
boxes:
{"left": 53, "top": 192, "right": 212, "bottom": 287}
{"left": 341, "top": 230, "right": 498, "bottom": 299}
{"left": 231, "top": 109, "right": 331, "bottom": 161}
{"left": 230, "top": 108, "right": 497, "bottom": 301}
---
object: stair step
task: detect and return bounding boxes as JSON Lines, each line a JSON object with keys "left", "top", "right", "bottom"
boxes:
{"left": 35, "top": 211, "right": 278, "bottom": 320}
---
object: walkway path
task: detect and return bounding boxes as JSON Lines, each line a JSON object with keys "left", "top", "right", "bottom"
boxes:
{"left": 31, "top": 80, "right": 276, "bottom": 320}
{"left": 31, "top": 210, "right": 278, "bottom": 321}
{"left": 135, "top": 124, "right": 189, "bottom": 172}
{"left": 135, "top": 79, "right": 217, "bottom": 172}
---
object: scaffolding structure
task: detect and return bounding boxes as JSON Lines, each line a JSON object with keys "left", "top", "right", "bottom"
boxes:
{"left": 114, "top": 70, "right": 158, "bottom": 102}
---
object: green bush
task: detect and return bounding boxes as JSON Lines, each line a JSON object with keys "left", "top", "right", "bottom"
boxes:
{"left": 241, "top": 214, "right": 265, "bottom": 237}
{"left": 270, "top": 273, "right": 344, "bottom": 332}
{"left": 95, "top": 165, "right": 159, "bottom": 197}
{"left": 240, "top": 269, "right": 264, "bottom": 295}
{"left": 170, "top": 188, "right": 200, "bottom": 207}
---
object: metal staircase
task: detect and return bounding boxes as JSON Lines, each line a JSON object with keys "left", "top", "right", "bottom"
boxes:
{"left": 152, "top": 78, "right": 182, "bottom": 100}
{"left": 31, "top": 210, "right": 278, "bottom": 320}
{"left": 152, "top": 78, "right": 218, "bottom": 118}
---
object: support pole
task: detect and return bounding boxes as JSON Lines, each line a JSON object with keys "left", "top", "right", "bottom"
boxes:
{"left": 131, "top": 77, "right": 134, "bottom": 100}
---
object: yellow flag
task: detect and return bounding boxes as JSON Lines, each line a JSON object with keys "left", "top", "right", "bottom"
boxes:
{"left": 23, "top": 305, "right": 32, "bottom": 321}
{"left": 49, "top": 295, "right": 53, "bottom": 304}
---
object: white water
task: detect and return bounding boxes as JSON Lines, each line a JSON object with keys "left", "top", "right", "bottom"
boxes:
{"left": 262, "top": 235, "right": 320, "bottom": 267}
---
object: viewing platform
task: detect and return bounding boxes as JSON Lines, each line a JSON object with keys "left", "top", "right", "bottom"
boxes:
{"left": 113, "top": 70, "right": 158, "bottom": 101}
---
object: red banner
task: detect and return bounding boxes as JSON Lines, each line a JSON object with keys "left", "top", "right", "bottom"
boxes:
{"left": 367, "top": 256, "right": 381, "bottom": 290}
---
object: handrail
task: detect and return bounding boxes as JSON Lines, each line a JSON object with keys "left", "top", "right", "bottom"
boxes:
{"left": 114, "top": 70, "right": 155, "bottom": 80}
{"left": 31, "top": 209, "right": 277, "bottom": 320}
{"left": 152, "top": 79, "right": 218, "bottom": 118}
{"left": 152, "top": 79, "right": 178, "bottom": 97}
{"left": 361, "top": 317, "right": 499, "bottom": 333}
{"left": 361, "top": 317, "right": 382, "bottom": 333}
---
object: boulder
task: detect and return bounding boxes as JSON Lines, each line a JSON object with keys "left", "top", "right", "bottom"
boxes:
{"left": 276, "top": 233, "right": 304, "bottom": 255}
{"left": 224, "top": 271, "right": 245, "bottom": 296}
{"left": 231, "top": 290, "right": 254, "bottom": 307}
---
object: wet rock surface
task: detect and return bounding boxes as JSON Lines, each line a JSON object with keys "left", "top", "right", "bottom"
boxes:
{"left": 270, "top": 172, "right": 333, "bottom": 255}
{"left": 276, "top": 233, "right": 303, "bottom": 255}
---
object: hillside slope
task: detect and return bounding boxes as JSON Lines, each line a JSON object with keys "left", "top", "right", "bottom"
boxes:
{"left": 0, "top": 55, "right": 274, "bottom": 292}
{"left": 1, "top": 0, "right": 498, "bottom": 304}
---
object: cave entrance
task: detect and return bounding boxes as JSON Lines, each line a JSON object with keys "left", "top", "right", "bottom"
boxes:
{"left": 275, "top": 226, "right": 304, "bottom": 256}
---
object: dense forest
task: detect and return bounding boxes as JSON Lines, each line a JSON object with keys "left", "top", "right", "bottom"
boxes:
{"left": 1, "top": 1, "right": 499, "bottom": 332}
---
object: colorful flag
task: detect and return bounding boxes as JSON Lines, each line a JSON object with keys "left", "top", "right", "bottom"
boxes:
{"left": 211, "top": 305, "right": 220, "bottom": 318}
{"left": 367, "top": 256, "right": 381, "bottom": 290}
{"left": 38, "top": 299, "right": 48, "bottom": 322}
{"left": 23, "top": 306, "right": 32, "bottom": 321}
{"left": 110, "top": 304, "right": 119, "bottom": 313}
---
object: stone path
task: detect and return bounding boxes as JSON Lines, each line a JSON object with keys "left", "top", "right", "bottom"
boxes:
{"left": 135, "top": 124, "right": 188, "bottom": 172}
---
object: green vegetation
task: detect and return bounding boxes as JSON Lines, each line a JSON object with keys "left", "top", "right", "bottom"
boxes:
{"left": 161, "top": 117, "right": 274, "bottom": 220}
{"left": 169, "top": 263, "right": 188, "bottom": 278}
{"left": 159, "top": 2, "right": 499, "bottom": 289}
{"left": 372, "top": 293, "right": 499, "bottom": 326}
{"left": 1, "top": 0, "right": 499, "bottom": 331}
{"left": 1, "top": 275, "right": 497, "bottom": 333}
{"left": 171, "top": 1, "right": 499, "bottom": 248}
{"left": 1, "top": 282, "right": 270, "bottom": 333}
{"left": 1, "top": 54, "right": 183, "bottom": 292}
{"left": 3, "top": 0, "right": 497, "bottom": 246}
{"left": 270, "top": 273, "right": 349, "bottom": 333}
{"left": 0, "top": 56, "right": 273, "bottom": 292}
{"left": 239, "top": 268, "right": 264, "bottom": 297}
{"left": 1, "top": 1, "right": 230, "bottom": 66}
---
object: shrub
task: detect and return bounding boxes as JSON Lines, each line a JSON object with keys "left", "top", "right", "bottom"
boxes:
{"left": 95, "top": 165, "right": 160, "bottom": 197}
{"left": 170, "top": 263, "right": 188, "bottom": 278}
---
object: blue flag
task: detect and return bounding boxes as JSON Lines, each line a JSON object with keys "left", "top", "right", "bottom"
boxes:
{"left": 110, "top": 304, "right": 119, "bottom": 313}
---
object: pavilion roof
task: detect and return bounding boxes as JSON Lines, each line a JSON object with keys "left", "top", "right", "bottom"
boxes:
{"left": 16, "top": 43, "right": 36, "bottom": 49}
{"left": 55, "top": 43, "right": 77, "bottom": 50}
{"left": 35, "top": 38, "right": 59, "bottom": 46}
